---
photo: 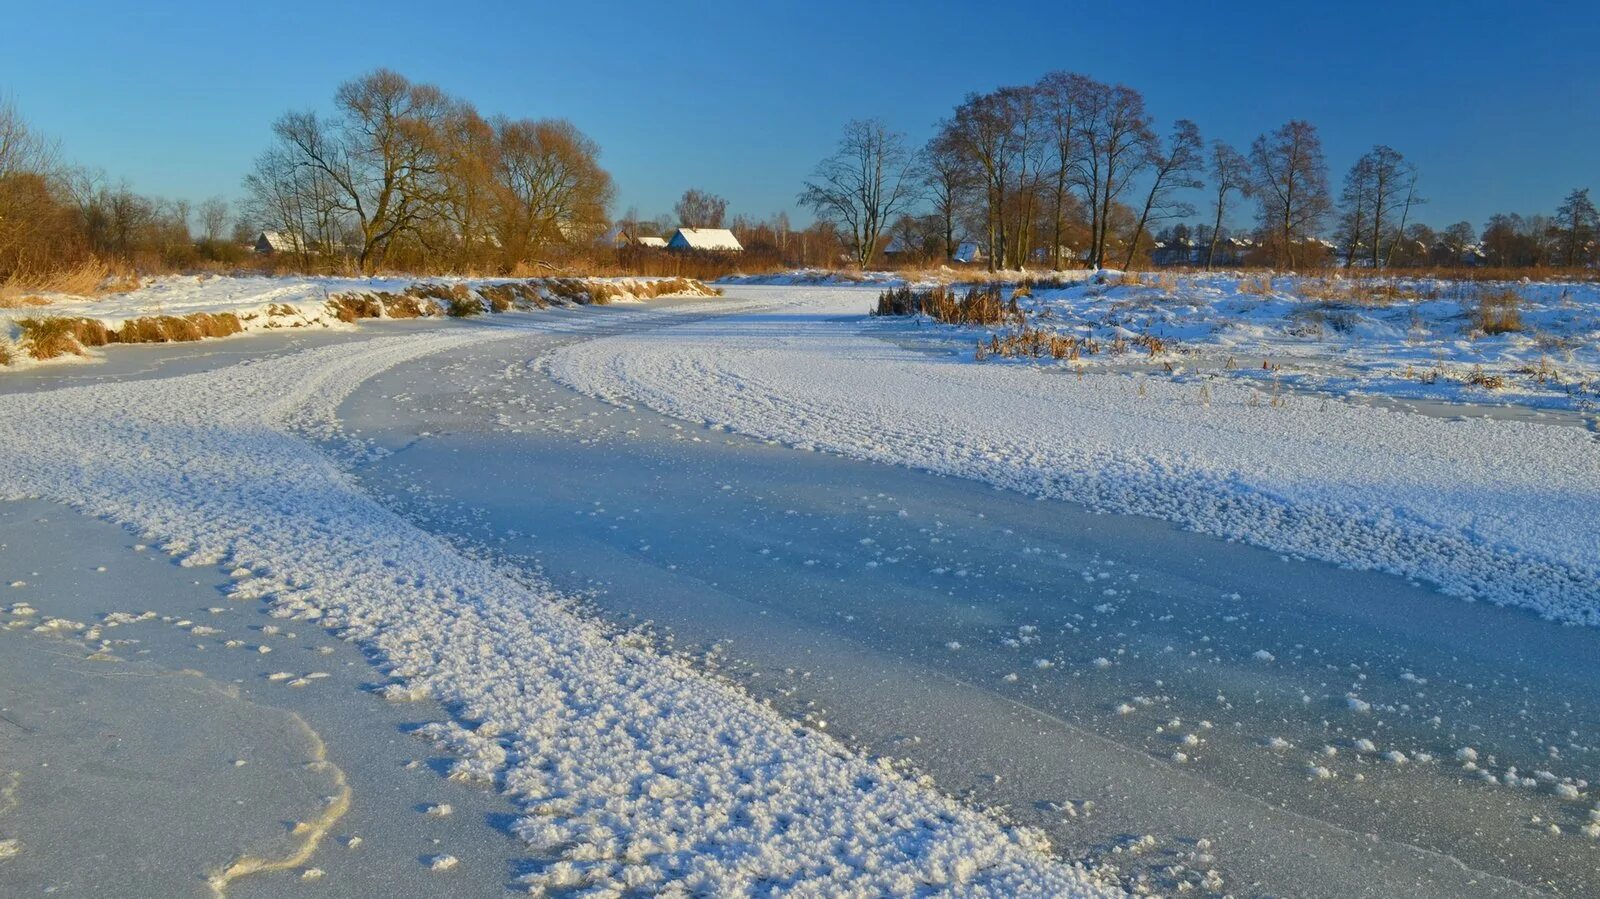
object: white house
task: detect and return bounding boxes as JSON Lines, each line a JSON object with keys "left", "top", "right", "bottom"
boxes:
{"left": 667, "top": 228, "right": 743, "bottom": 253}
{"left": 254, "top": 231, "right": 302, "bottom": 255}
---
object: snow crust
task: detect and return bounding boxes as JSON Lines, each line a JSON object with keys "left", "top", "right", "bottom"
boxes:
{"left": 0, "top": 309, "right": 1109, "bottom": 896}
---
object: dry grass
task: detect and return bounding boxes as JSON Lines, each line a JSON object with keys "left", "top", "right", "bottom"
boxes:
{"left": 874, "top": 286, "right": 1015, "bottom": 325}
{"left": 1466, "top": 365, "right": 1508, "bottom": 389}
{"left": 399, "top": 282, "right": 483, "bottom": 317}
{"left": 187, "top": 312, "right": 244, "bottom": 338}
{"left": 1238, "top": 274, "right": 1275, "bottom": 296}
{"left": 0, "top": 293, "right": 51, "bottom": 310}
{"left": 1473, "top": 288, "right": 1523, "bottom": 335}
{"left": 108, "top": 312, "right": 243, "bottom": 345}
{"left": 445, "top": 295, "right": 485, "bottom": 317}
{"left": 976, "top": 325, "right": 1080, "bottom": 361}
{"left": 475, "top": 284, "right": 520, "bottom": 313}
{"left": 0, "top": 260, "right": 124, "bottom": 306}
{"left": 15, "top": 318, "right": 87, "bottom": 359}
{"left": 2, "top": 276, "right": 718, "bottom": 373}
{"left": 327, "top": 292, "right": 386, "bottom": 322}
{"left": 378, "top": 292, "right": 433, "bottom": 318}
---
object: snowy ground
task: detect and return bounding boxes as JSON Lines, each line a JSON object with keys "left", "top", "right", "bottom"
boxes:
{"left": 2, "top": 279, "right": 1598, "bottom": 896}
{"left": 340, "top": 330, "right": 1600, "bottom": 898}
{"left": 732, "top": 270, "right": 1600, "bottom": 414}
{"left": 0, "top": 299, "right": 1107, "bottom": 897}
{"left": 553, "top": 285, "right": 1600, "bottom": 626}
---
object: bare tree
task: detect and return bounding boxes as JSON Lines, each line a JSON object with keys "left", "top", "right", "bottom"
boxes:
{"left": 1078, "top": 82, "right": 1154, "bottom": 268}
{"left": 1037, "top": 72, "right": 1093, "bottom": 268}
{"left": 260, "top": 69, "right": 453, "bottom": 272}
{"left": 1554, "top": 188, "right": 1598, "bottom": 267}
{"left": 434, "top": 100, "right": 498, "bottom": 269}
{"left": 489, "top": 117, "right": 614, "bottom": 268}
{"left": 1123, "top": 119, "right": 1202, "bottom": 269}
{"left": 999, "top": 85, "right": 1050, "bottom": 269}
{"left": 1204, "top": 141, "right": 1251, "bottom": 270}
{"left": 1340, "top": 145, "right": 1422, "bottom": 269}
{"left": 946, "top": 90, "right": 1020, "bottom": 271}
{"left": 674, "top": 189, "right": 727, "bottom": 229}
{"left": 798, "top": 118, "right": 921, "bottom": 269}
{"left": 198, "top": 196, "right": 230, "bottom": 243}
{"left": 1250, "top": 120, "right": 1332, "bottom": 268}
{"left": 922, "top": 124, "right": 974, "bottom": 261}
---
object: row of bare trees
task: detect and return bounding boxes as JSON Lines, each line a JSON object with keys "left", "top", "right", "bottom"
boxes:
{"left": 246, "top": 69, "right": 614, "bottom": 274}
{"left": 797, "top": 73, "right": 1565, "bottom": 272}
{"left": 0, "top": 98, "right": 253, "bottom": 284}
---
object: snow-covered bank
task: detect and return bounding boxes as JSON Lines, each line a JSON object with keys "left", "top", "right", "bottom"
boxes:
{"left": 0, "top": 273, "right": 718, "bottom": 371}
{"left": 0, "top": 306, "right": 1111, "bottom": 896}
{"left": 550, "top": 286, "right": 1600, "bottom": 626}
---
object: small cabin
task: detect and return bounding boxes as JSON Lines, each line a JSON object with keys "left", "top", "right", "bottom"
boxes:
{"left": 253, "top": 231, "right": 302, "bottom": 255}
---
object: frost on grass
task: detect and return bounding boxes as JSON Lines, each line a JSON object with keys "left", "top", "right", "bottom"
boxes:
{"left": 0, "top": 328, "right": 1108, "bottom": 897}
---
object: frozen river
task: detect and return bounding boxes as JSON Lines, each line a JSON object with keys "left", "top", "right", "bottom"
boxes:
{"left": 334, "top": 291, "right": 1599, "bottom": 897}
{"left": 2, "top": 287, "right": 1597, "bottom": 897}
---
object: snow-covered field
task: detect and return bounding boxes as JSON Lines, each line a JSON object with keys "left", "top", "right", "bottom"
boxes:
{"left": 0, "top": 300, "right": 1108, "bottom": 897}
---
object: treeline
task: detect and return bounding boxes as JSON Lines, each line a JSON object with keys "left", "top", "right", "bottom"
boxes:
{"left": 798, "top": 71, "right": 1599, "bottom": 272}
{"left": 246, "top": 69, "right": 614, "bottom": 274}
{"left": 0, "top": 98, "right": 250, "bottom": 289}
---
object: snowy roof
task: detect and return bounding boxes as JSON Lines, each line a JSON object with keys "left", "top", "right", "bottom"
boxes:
{"left": 668, "top": 228, "right": 743, "bottom": 252}
{"left": 952, "top": 242, "right": 984, "bottom": 263}
{"left": 255, "top": 231, "right": 301, "bottom": 253}
{"left": 884, "top": 236, "right": 910, "bottom": 254}
{"left": 637, "top": 236, "right": 668, "bottom": 248}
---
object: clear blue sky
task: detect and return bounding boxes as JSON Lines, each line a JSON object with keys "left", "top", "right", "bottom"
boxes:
{"left": 3, "top": 0, "right": 1596, "bottom": 231}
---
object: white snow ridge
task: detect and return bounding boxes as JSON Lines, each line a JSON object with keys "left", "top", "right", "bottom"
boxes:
{"left": 0, "top": 328, "right": 1111, "bottom": 897}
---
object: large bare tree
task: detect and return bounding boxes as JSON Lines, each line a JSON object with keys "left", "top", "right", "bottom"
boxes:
{"left": 674, "top": 189, "right": 727, "bottom": 229}
{"left": 798, "top": 118, "right": 920, "bottom": 269}
{"left": 1339, "top": 145, "right": 1422, "bottom": 269}
{"left": 1037, "top": 72, "right": 1093, "bottom": 269}
{"left": 489, "top": 117, "right": 614, "bottom": 267}
{"left": 259, "top": 69, "right": 452, "bottom": 272}
{"left": 1251, "top": 120, "right": 1332, "bottom": 268}
{"left": 1078, "top": 82, "right": 1154, "bottom": 268}
{"left": 946, "top": 90, "right": 1022, "bottom": 271}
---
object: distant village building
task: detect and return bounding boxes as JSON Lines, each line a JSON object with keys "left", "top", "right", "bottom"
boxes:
{"left": 952, "top": 241, "right": 985, "bottom": 265}
{"left": 667, "top": 228, "right": 743, "bottom": 253}
{"left": 602, "top": 226, "right": 670, "bottom": 250}
{"left": 253, "top": 231, "right": 302, "bottom": 255}
{"left": 882, "top": 235, "right": 917, "bottom": 263}
{"left": 1149, "top": 236, "right": 1256, "bottom": 267}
